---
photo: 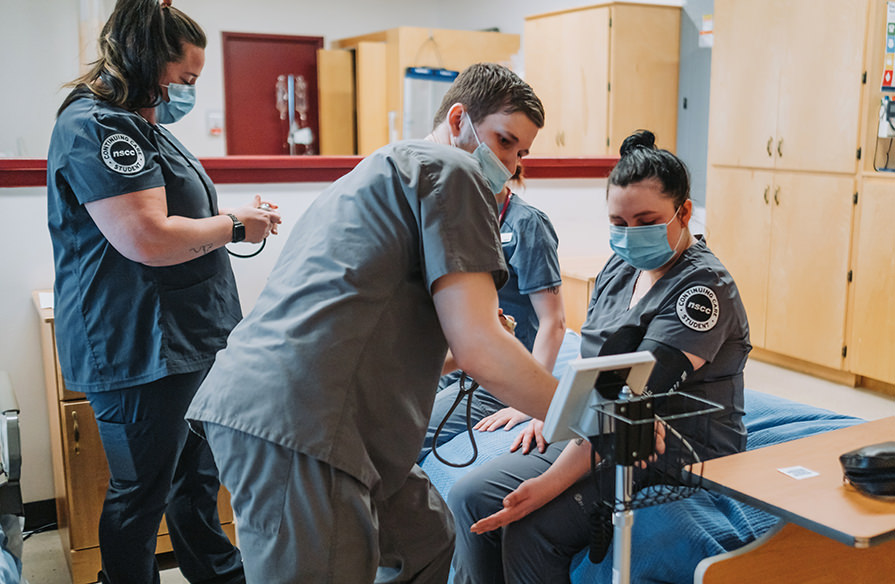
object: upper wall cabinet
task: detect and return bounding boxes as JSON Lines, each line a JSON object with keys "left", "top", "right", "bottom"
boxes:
{"left": 329, "top": 27, "right": 520, "bottom": 155}
{"left": 708, "top": 0, "right": 868, "bottom": 174}
{"left": 524, "top": 2, "right": 681, "bottom": 156}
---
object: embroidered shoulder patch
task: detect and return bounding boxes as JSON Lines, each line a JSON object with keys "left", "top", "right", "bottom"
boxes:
{"left": 101, "top": 133, "right": 145, "bottom": 174}
{"left": 675, "top": 285, "right": 719, "bottom": 331}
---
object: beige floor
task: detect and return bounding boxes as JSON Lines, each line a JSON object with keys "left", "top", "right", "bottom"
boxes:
{"left": 20, "top": 359, "right": 895, "bottom": 584}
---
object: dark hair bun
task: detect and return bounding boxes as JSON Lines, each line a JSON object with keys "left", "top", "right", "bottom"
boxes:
{"left": 619, "top": 130, "right": 656, "bottom": 157}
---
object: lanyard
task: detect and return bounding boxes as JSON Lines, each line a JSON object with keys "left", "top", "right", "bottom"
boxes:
{"left": 498, "top": 192, "right": 513, "bottom": 227}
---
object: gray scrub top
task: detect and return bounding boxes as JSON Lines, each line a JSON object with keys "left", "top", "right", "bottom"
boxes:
{"left": 187, "top": 140, "right": 508, "bottom": 497}
{"left": 497, "top": 194, "right": 562, "bottom": 352}
{"left": 580, "top": 236, "right": 751, "bottom": 458}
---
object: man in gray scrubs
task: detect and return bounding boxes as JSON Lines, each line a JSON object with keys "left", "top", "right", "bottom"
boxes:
{"left": 186, "top": 63, "right": 559, "bottom": 583}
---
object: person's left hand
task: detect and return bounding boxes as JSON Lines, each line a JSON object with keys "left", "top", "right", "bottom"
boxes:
{"left": 470, "top": 477, "right": 548, "bottom": 534}
{"left": 510, "top": 418, "right": 547, "bottom": 454}
{"left": 473, "top": 407, "right": 531, "bottom": 432}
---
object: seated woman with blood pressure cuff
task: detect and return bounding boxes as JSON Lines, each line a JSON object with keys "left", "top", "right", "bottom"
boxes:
{"left": 447, "top": 130, "right": 752, "bottom": 584}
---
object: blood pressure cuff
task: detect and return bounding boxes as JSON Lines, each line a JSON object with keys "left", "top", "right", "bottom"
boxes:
{"left": 638, "top": 339, "right": 694, "bottom": 395}
{"left": 840, "top": 441, "right": 895, "bottom": 498}
{"left": 595, "top": 326, "right": 694, "bottom": 398}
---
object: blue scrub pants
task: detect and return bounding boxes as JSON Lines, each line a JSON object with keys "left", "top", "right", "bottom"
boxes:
{"left": 204, "top": 423, "right": 455, "bottom": 584}
{"left": 87, "top": 369, "right": 244, "bottom": 584}
{"left": 418, "top": 383, "right": 507, "bottom": 464}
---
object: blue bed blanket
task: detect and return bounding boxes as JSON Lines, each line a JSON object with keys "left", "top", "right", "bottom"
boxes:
{"left": 421, "top": 331, "right": 863, "bottom": 583}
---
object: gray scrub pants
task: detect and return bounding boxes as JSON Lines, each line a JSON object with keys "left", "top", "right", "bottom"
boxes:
{"left": 204, "top": 423, "right": 455, "bottom": 584}
{"left": 448, "top": 441, "right": 597, "bottom": 584}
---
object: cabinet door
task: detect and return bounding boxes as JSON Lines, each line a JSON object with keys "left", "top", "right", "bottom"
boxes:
{"left": 60, "top": 401, "right": 235, "bottom": 552}
{"left": 774, "top": 0, "right": 868, "bottom": 174}
{"left": 708, "top": 0, "right": 782, "bottom": 169}
{"left": 525, "top": 8, "right": 610, "bottom": 155}
{"left": 559, "top": 8, "right": 610, "bottom": 155}
{"left": 705, "top": 167, "right": 774, "bottom": 347}
{"left": 764, "top": 172, "right": 854, "bottom": 368}
{"left": 61, "top": 401, "right": 109, "bottom": 551}
{"left": 608, "top": 4, "right": 680, "bottom": 154}
{"left": 849, "top": 178, "right": 895, "bottom": 383}
{"left": 525, "top": 14, "right": 566, "bottom": 155}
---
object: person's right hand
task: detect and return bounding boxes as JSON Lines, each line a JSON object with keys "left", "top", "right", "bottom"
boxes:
{"left": 509, "top": 418, "right": 547, "bottom": 454}
{"left": 473, "top": 407, "right": 531, "bottom": 432}
{"left": 469, "top": 475, "right": 554, "bottom": 534}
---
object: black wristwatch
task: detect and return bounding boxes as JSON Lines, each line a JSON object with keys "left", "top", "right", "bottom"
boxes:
{"left": 227, "top": 213, "right": 245, "bottom": 243}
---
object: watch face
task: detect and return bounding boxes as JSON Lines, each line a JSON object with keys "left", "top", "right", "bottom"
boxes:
{"left": 229, "top": 214, "right": 246, "bottom": 243}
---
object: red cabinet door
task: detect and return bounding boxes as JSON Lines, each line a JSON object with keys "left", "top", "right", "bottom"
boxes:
{"left": 222, "top": 32, "right": 323, "bottom": 155}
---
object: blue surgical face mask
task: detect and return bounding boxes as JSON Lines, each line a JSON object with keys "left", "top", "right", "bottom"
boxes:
{"left": 157, "top": 82, "right": 196, "bottom": 124}
{"left": 461, "top": 112, "right": 512, "bottom": 195}
{"left": 609, "top": 207, "right": 683, "bottom": 271}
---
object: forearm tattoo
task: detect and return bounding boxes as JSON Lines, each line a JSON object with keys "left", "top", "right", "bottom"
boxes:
{"left": 190, "top": 243, "right": 214, "bottom": 256}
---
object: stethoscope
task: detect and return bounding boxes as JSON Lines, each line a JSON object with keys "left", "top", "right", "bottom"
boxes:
{"left": 429, "top": 191, "right": 514, "bottom": 468}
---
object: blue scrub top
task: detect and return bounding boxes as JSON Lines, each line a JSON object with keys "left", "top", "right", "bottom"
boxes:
{"left": 497, "top": 194, "right": 562, "bottom": 352}
{"left": 47, "top": 91, "right": 241, "bottom": 392}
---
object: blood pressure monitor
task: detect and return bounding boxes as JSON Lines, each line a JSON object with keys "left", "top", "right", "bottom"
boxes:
{"left": 542, "top": 352, "right": 656, "bottom": 443}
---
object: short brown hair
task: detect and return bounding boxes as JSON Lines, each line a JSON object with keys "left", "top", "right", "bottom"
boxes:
{"left": 432, "top": 63, "right": 544, "bottom": 130}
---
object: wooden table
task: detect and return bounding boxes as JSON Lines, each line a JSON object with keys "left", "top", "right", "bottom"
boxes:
{"left": 695, "top": 417, "right": 895, "bottom": 583}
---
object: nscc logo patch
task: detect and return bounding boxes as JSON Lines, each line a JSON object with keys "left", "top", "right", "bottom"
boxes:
{"left": 676, "top": 285, "right": 719, "bottom": 331}
{"left": 101, "top": 133, "right": 145, "bottom": 174}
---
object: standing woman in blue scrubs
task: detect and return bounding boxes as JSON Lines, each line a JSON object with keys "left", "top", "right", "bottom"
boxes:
{"left": 46, "top": 1, "right": 279, "bottom": 582}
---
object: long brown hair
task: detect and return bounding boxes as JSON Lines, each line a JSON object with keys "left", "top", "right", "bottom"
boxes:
{"left": 58, "top": 0, "right": 206, "bottom": 116}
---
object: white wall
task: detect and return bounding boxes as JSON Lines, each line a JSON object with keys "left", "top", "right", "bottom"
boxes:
{"left": 0, "top": 176, "right": 610, "bottom": 504}
{"left": 0, "top": 0, "right": 692, "bottom": 503}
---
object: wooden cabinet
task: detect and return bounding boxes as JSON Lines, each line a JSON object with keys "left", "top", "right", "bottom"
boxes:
{"left": 559, "top": 255, "right": 611, "bottom": 332}
{"left": 33, "top": 292, "right": 236, "bottom": 584}
{"left": 709, "top": 0, "right": 867, "bottom": 174}
{"left": 848, "top": 177, "right": 895, "bottom": 384}
{"left": 707, "top": 0, "right": 895, "bottom": 390}
{"left": 706, "top": 168, "right": 854, "bottom": 369}
{"left": 524, "top": 2, "right": 680, "bottom": 156}
{"left": 326, "top": 27, "right": 520, "bottom": 155}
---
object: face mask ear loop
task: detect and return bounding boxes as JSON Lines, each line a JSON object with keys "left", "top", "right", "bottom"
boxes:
{"left": 668, "top": 206, "right": 688, "bottom": 257}
{"left": 464, "top": 111, "right": 483, "bottom": 147}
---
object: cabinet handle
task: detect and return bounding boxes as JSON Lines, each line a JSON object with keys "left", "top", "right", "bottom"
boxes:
{"left": 71, "top": 410, "right": 80, "bottom": 455}
{"left": 767, "top": 137, "right": 773, "bottom": 157}
{"left": 773, "top": 186, "right": 780, "bottom": 206}
{"left": 777, "top": 137, "right": 783, "bottom": 157}
{"left": 763, "top": 185, "right": 770, "bottom": 204}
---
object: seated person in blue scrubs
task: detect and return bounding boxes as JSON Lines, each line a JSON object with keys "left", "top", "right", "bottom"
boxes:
{"left": 186, "top": 63, "right": 561, "bottom": 583}
{"left": 420, "top": 165, "right": 566, "bottom": 463}
{"left": 448, "top": 130, "right": 751, "bottom": 584}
